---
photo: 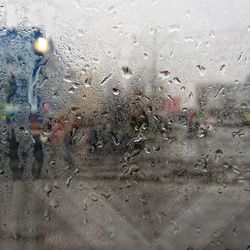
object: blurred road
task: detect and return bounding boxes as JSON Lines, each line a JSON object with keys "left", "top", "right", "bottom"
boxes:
{"left": 0, "top": 177, "right": 250, "bottom": 250}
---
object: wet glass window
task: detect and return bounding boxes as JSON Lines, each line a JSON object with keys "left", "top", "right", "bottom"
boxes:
{"left": 0, "top": 0, "right": 250, "bottom": 249}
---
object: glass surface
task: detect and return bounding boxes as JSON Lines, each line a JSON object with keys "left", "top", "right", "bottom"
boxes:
{"left": 0, "top": 0, "right": 250, "bottom": 249}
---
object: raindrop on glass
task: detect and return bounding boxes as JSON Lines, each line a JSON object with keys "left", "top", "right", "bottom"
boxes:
{"left": 121, "top": 66, "right": 133, "bottom": 78}
{"left": 168, "top": 24, "right": 180, "bottom": 33}
{"left": 100, "top": 74, "right": 112, "bottom": 86}
{"left": 85, "top": 72, "right": 93, "bottom": 87}
{"left": 44, "top": 183, "right": 52, "bottom": 196}
{"left": 196, "top": 65, "right": 206, "bottom": 76}
{"left": 112, "top": 88, "right": 120, "bottom": 96}
{"left": 158, "top": 70, "right": 170, "bottom": 80}
{"left": 173, "top": 77, "right": 181, "bottom": 84}
{"left": 209, "top": 30, "right": 215, "bottom": 39}
{"left": 69, "top": 87, "right": 75, "bottom": 94}
{"left": 144, "top": 52, "right": 149, "bottom": 60}
{"left": 219, "top": 64, "right": 226, "bottom": 74}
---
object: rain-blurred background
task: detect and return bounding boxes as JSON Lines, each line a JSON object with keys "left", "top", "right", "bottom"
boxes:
{"left": 0, "top": 0, "right": 250, "bottom": 249}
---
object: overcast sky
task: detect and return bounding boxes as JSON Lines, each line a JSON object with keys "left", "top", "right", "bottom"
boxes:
{"left": 2, "top": 0, "right": 250, "bottom": 107}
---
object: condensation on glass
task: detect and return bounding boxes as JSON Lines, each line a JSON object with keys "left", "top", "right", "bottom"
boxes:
{"left": 0, "top": 0, "right": 250, "bottom": 249}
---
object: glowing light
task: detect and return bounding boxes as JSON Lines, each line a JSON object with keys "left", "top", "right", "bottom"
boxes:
{"left": 34, "top": 37, "right": 49, "bottom": 54}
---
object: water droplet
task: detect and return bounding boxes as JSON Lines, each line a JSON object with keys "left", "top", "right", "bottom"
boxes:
{"left": 185, "top": 37, "right": 195, "bottom": 43}
{"left": 101, "top": 193, "right": 111, "bottom": 200}
{"left": 143, "top": 52, "right": 149, "bottom": 60}
{"left": 74, "top": 168, "right": 80, "bottom": 175}
{"left": 92, "top": 57, "right": 100, "bottom": 64}
{"left": 124, "top": 149, "right": 141, "bottom": 162}
{"left": 112, "top": 88, "right": 120, "bottom": 95}
{"left": 100, "top": 74, "right": 112, "bottom": 85}
{"left": 144, "top": 146, "right": 151, "bottom": 154}
{"left": 72, "top": 81, "right": 83, "bottom": 88}
{"left": 158, "top": 86, "right": 163, "bottom": 91}
{"left": 197, "top": 127, "right": 206, "bottom": 138}
{"left": 232, "top": 130, "right": 244, "bottom": 138}
{"left": 83, "top": 203, "right": 88, "bottom": 211}
{"left": 247, "top": 25, "right": 250, "bottom": 32}
{"left": 63, "top": 77, "right": 73, "bottom": 83}
{"left": 77, "top": 29, "right": 84, "bottom": 37}
{"left": 83, "top": 216, "right": 88, "bottom": 224}
{"left": 189, "top": 91, "right": 193, "bottom": 99}
{"left": 219, "top": 64, "right": 226, "bottom": 74}
{"left": 181, "top": 86, "right": 185, "bottom": 91}
{"left": 66, "top": 176, "right": 72, "bottom": 187}
{"left": 106, "top": 50, "right": 112, "bottom": 57}
{"left": 182, "top": 107, "right": 188, "bottom": 112}
{"left": 54, "top": 181, "right": 59, "bottom": 189}
{"left": 174, "top": 224, "right": 179, "bottom": 234}
{"left": 158, "top": 70, "right": 170, "bottom": 79}
{"left": 133, "top": 37, "right": 139, "bottom": 45}
{"left": 49, "top": 161, "right": 55, "bottom": 166}
{"left": 215, "top": 149, "right": 223, "bottom": 162}
{"left": 237, "top": 52, "right": 243, "bottom": 63}
{"left": 168, "top": 24, "right": 180, "bottom": 33}
{"left": 209, "top": 30, "right": 215, "bottom": 39}
{"left": 91, "top": 197, "right": 99, "bottom": 202}
{"left": 232, "top": 165, "right": 240, "bottom": 175}
{"left": 196, "top": 228, "right": 201, "bottom": 235}
{"left": 121, "top": 66, "right": 133, "bottom": 78}
{"left": 170, "top": 49, "right": 174, "bottom": 58}
{"left": 1, "top": 138, "right": 8, "bottom": 144}
{"left": 0, "top": 127, "right": 7, "bottom": 135}
{"left": 214, "top": 87, "right": 224, "bottom": 99}
{"left": 50, "top": 199, "right": 58, "bottom": 208}
{"left": 184, "top": 9, "right": 191, "bottom": 19}
{"left": 97, "top": 140, "right": 104, "bottom": 148}
{"left": 196, "top": 65, "right": 206, "bottom": 76}
{"left": 195, "top": 40, "right": 202, "bottom": 49}
{"left": 44, "top": 183, "right": 52, "bottom": 196}
{"left": 71, "top": 107, "right": 81, "bottom": 115}
{"left": 85, "top": 72, "right": 93, "bottom": 87}
{"left": 125, "top": 194, "right": 130, "bottom": 202}
{"left": 69, "top": 87, "right": 75, "bottom": 94}
{"left": 44, "top": 209, "right": 50, "bottom": 221}
{"left": 173, "top": 77, "right": 181, "bottom": 84}
{"left": 107, "top": 6, "right": 116, "bottom": 14}
{"left": 167, "top": 95, "right": 174, "bottom": 103}
{"left": 153, "top": 145, "right": 160, "bottom": 151}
